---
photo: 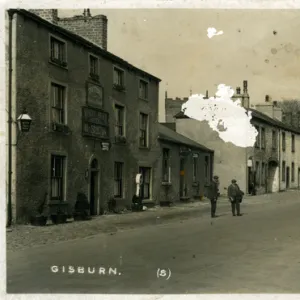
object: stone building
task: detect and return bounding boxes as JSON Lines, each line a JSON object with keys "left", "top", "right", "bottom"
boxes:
{"left": 157, "top": 124, "right": 214, "bottom": 204}
{"left": 7, "top": 9, "right": 162, "bottom": 222}
{"left": 166, "top": 81, "right": 300, "bottom": 196}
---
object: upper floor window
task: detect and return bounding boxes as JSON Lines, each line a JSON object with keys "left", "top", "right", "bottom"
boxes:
{"left": 114, "top": 105, "right": 125, "bottom": 137}
{"left": 89, "top": 55, "right": 99, "bottom": 80}
{"left": 139, "top": 113, "right": 149, "bottom": 148}
{"left": 113, "top": 67, "right": 125, "bottom": 90}
{"left": 255, "top": 126, "right": 260, "bottom": 148}
{"left": 272, "top": 130, "right": 277, "bottom": 149}
{"left": 292, "top": 134, "right": 295, "bottom": 152}
{"left": 139, "top": 80, "right": 148, "bottom": 100}
{"left": 50, "top": 36, "right": 67, "bottom": 67}
{"left": 162, "top": 148, "right": 170, "bottom": 183}
{"left": 261, "top": 128, "right": 266, "bottom": 149}
{"left": 51, "top": 83, "right": 66, "bottom": 125}
{"left": 292, "top": 162, "right": 295, "bottom": 182}
{"left": 282, "top": 132, "right": 286, "bottom": 152}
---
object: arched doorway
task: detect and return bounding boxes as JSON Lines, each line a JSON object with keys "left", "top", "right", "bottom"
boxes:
{"left": 89, "top": 158, "right": 99, "bottom": 216}
{"left": 267, "top": 159, "right": 279, "bottom": 193}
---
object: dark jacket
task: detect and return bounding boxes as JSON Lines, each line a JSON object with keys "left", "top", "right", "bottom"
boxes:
{"left": 227, "top": 183, "right": 244, "bottom": 201}
{"left": 206, "top": 180, "right": 219, "bottom": 200}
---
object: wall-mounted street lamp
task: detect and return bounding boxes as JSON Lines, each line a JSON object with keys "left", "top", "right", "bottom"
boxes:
{"left": 7, "top": 108, "right": 32, "bottom": 228}
{"left": 17, "top": 109, "right": 32, "bottom": 132}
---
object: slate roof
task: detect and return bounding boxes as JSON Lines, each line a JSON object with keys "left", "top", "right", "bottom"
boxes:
{"left": 158, "top": 123, "right": 213, "bottom": 153}
{"left": 175, "top": 109, "right": 300, "bottom": 135}
{"left": 8, "top": 9, "right": 161, "bottom": 82}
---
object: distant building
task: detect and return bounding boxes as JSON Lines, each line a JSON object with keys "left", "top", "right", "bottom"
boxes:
{"left": 166, "top": 81, "right": 300, "bottom": 196}
{"left": 158, "top": 124, "right": 214, "bottom": 204}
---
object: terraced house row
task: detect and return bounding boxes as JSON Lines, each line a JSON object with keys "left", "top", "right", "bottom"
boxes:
{"left": 165, "top": 81, "right": 300, "bottom": 196}
{"left": 6, "top": 9, "right": 214, "bottom": 223}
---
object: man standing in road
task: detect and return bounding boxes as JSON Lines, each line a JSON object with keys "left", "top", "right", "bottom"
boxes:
{"left": 206, "top": 175, "right": 220, "bottom": 218}
{"left": 227, "top": 179, "right": 244, "bottom": 216}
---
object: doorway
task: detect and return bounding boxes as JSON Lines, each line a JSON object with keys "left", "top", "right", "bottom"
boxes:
{"left": 179, "top": 158, "right": 186, "bottom": 197}
{"left": 89, "top": 158, "right": 99, "bottom": 216}
{"left": 298, "top": 168, "right": 300, "bottom": 190}
{"left": 286, "top": 166, "right": 290, "bottom": 189}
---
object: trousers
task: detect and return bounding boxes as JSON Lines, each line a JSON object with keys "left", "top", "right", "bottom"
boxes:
{"left": 231, "top": 199, "right": 240, "bottom": 215}
{"left": 210, "top": 199, "right": 217, "bottom": 217}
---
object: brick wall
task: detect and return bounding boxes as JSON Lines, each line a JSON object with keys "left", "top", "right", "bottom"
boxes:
{"left": 58, "top": 15, "right": 108, "bottom": 50}
{"left": 14, "top": 14, "right": 160, "bottom": 222}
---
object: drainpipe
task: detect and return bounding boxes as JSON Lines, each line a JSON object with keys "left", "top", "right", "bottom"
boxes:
{"left": 278, "top": 128, "right": 281, "bottom": 193}
{"left": 7, "top": 10, "right": 15, "bottom": 227}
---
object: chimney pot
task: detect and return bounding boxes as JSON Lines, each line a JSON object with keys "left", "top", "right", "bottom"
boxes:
{"left": 243, "top": 80, "right": 248, "bottom": 93}
{"left": 236, "top": 87, "right": 241, "bottom": 94}
{"left": 265, "top": 95, "right": 270, "bottom": 102}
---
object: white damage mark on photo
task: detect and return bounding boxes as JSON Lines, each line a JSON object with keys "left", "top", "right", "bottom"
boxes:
{"left": 207, "top": 27, "right": 224, "bottom": 38}
{"left": 181, "top": 84, "right": 257, "bottom": 148}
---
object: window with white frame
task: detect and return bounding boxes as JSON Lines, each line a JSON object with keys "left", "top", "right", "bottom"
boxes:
{"left": 139, "top": 113, "right": 149, "bottom": 147}
{"left": 113, "top": 67, "right": 125, "bottom": 87}
{"left": 162, "top": 148, "right": 170, "bottom": 183}
{"left": 139, "top": 167, "right": 151, "bottom": 199}
{"left": 51, "top": 155, "right": 65, "bottom": 201}
{"left": 51, "top": 83, "right": 66, "bottom": 124}
{"left": 139, "top": 79, "right": 148, "bottom": 99}
{"left": 114, "top": 162, "right": 123, "bottom": 198}
{"left": 114, "top": 105, "right": 125, "bottom": 137}
{"left": 50, "top": 36, "right": 66, "bottom": 64}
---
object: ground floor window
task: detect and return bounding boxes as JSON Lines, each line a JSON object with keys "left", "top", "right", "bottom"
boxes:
{"left": 282, "top": 161, "right": 286, "bottom": 181}
{"left": 261, "top": 162, "right": 266, "bottom": 186}
{"left": 51, "top": 155, "right": 65, "bottom": 201}
{"left": 139, "top": 167, "right": 151, "bottom": 199}
{"left": 291, "top": 162, "right": 295, "bottom": 182}
{"left": 114, "top": 162, "right": 123, "bottom": 198}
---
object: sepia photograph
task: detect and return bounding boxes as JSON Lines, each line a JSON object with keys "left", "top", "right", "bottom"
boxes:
{"left": 4, "top": 3, "right": 300, "bottom": 295}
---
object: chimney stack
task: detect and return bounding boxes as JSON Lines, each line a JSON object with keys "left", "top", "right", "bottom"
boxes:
{"left": 236, "top": 87, "right": 241, "bottom": 94}
{"left": 243, "top": 80, "right": 248, "bottom": 93}
{"left": 265, "top": 95, "right": 270, "bottom": 102}
{"left": 58, "top": 9, "right": 108, "bottom": 50}
{"left": 29, "top": 9, "right": 58, "bottom": 25}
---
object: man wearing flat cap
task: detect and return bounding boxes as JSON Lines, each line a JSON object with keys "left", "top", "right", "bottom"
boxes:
{"left": 206, "top": 175, "right": 220, "bottom": 218}
{"left": 227, "top": 179, "right": 244, "bottom": 216}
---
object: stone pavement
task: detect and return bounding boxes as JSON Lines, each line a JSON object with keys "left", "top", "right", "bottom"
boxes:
{"left": 6, "top": 190, "right": 298, "bottom": 252}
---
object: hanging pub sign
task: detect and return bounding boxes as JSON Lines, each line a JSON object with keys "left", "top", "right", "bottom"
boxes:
{"left": 82, "top": 106, "right": 109, "bottom": 140}
{"left": 86, "top": 82, "right": 104, "bottom": 108}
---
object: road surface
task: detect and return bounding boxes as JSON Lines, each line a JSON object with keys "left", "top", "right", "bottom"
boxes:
{"left": 7, "top": 191, "right": 300, "bottom": 293}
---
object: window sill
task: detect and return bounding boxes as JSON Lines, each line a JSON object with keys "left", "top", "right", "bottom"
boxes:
{"left": 139, "top": 97, "right": 149, "bottom": 101}
{"left": 49, "top": 59, "right": 68, "bottom": 70}
{"left": 113, "top": 84, "right": 126, "bottom": 92}
{"left": 89, "top": 74, "right": 100, "bottom": 82}
{"left": 162, "top": 182, "right": 172, "bottom": 186}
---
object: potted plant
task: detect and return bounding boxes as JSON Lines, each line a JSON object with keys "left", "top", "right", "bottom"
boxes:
{"left": 49, "top": 201, "right": 69, "bottom": 225}
{"left": 30, "top": 192, "right": 48, "bottom": 226}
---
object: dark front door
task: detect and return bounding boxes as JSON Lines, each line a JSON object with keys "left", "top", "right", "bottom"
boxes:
{"left": 90, "top": 171, "right": 97, "bottom": 215}
{"left": 286, "top": 167, "right": 290, "bottom": 189}
{"left": 179, "top": 158, "right": 185, "bottom": 197}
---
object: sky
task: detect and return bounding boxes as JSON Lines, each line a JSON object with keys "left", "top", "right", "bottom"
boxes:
{"left": 59, "top": 9, "right": 300, "bottom": 121}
